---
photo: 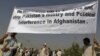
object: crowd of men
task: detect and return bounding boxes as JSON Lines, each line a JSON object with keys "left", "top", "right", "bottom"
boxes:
{"left": 15, "top": 44, "right": 62, "bottom": 56}
{"left": 0, "top": 32, "right": 100, "bottom": 56}
{"left": 0, "top": 33, "right": 62, "bottom": 56}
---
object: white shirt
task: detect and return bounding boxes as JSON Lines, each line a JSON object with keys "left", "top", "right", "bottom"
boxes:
{"left": 40, "top": 48, "right": 49, "bottom": 56}
{"left": 57, "top": 50, "right": 62, "bottom": 56}
{"left": 82, "top": 45, "right": 96, "bottom": 56}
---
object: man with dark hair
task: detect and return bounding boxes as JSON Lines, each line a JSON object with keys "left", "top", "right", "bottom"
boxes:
{"left": 83, "top": 37, "right": 90, "bottom": 46}
{"left": 1, "top": 33, "right": 18, "bottom": 56}
{"left": 82, "top": 37, "right": 95, "bottom": 56}
{"left": 82, "top": 37, "right": 100, "bottom": 56}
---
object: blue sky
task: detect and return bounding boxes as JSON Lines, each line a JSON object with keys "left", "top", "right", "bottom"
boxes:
{"left": 0, "top": 0, "right": 100, "bottom": 49}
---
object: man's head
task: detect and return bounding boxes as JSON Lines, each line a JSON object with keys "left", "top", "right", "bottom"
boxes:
{"left": 83, "top": 37, "right": 90, "bottom": 46}
{"left": 43, "top": 43, "right": 47, "bottom": 47}
{"left": 10, "top": 33, "right": 17, "bottom": 38}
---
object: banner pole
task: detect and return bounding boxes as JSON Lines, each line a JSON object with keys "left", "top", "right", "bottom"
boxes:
{"left": 92, "top": 34, "right": 96, "bottom": 56}
{"left": 92, "top": 0, "right": 99, "bottom": 55}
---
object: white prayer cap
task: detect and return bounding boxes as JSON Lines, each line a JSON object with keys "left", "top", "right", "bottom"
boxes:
{"left": 43, "top": 43, "right": 47, "bottom": 45}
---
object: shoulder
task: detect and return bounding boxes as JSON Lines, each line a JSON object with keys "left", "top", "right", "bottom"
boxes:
{"left": 4, "top": 36, "right": 11, "bottom": 42}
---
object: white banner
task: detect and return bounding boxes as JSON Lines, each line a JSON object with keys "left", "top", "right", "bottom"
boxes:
{"left": 8, "top": 1, "right": 98, "bottom": 34}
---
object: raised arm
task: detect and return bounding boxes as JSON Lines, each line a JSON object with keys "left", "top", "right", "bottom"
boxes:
{"left": 1, "top": 39, "right": 10, "bottom": 52}
{"left": 0, "top": 33, "right": 8, "bottom": 44}
{"left": 94, "top": 39, "right": 100, "bottom": 51}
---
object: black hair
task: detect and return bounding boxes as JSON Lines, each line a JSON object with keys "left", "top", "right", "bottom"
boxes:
{"left": 83, "top": 37, "right": 90, "bottom": 46}
{"left": 83, "top": 37, "right": 90, "bottom": 43}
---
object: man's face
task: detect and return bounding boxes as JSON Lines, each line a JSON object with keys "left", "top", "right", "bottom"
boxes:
{"left": 43, "top": 45, "right": 47, "bottom": 47}
{"left": 83, "top": 38, "right": 90, "bottom": 46}
{"left": 10, "top": 33, "right": 17, "bottom": 38}
{"left": 83, "top": 41, "right": 89, "bottom": 46}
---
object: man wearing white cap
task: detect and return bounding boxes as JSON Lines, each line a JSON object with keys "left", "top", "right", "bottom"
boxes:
{"left": 40, "top": 43, "right": 49, "bottom": 56}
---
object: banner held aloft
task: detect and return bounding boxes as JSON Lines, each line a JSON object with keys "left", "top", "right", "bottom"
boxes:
{"left": 8, "top": 1, "right": 98, "bottom": 34}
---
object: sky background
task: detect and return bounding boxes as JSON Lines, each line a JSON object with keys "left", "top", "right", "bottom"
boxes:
{"left": 0, "top": 0, "right": 100, "bottom": 49}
